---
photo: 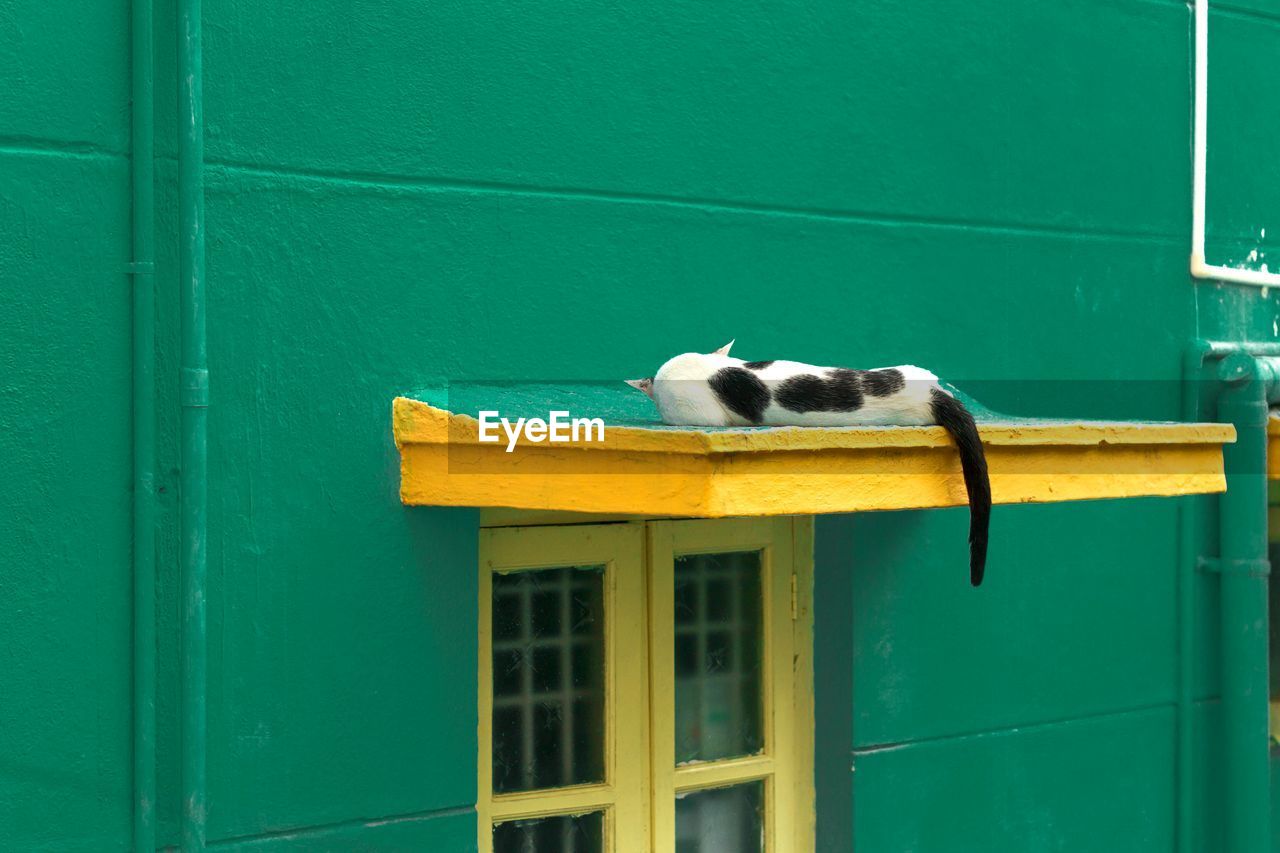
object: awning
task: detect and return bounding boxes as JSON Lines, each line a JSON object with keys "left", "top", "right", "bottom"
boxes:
{"left": 392, "top": 386, "right": 1233, "bottom": 517}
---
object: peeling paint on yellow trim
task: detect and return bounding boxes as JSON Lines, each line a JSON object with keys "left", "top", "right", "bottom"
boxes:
{"left": 394, "top": 397, "right": 1233, "bottom": 516}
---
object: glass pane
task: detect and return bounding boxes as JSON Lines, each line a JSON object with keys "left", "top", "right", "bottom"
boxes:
{"left": 675, "top": 781, "right": 764, "bottom": 853}
{"left": 493, "top": 811, "right": 604, "bottom": 853}
{"left": 674, "top": 550, "right": 763, "bottom": 763}
{"left": 492, "top": 566, "right": 605, "bottom": 793}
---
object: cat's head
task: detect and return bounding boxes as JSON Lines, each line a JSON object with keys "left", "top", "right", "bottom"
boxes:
{"left": 625, "top": 340, "right": 734, "bottom": 399}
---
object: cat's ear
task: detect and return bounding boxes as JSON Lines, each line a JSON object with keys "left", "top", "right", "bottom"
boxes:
{"left": 713, "top": 339, "right": 735, "bottom": 356}
{"left": 625, "top": 378, "right": 655, "bottom": 399}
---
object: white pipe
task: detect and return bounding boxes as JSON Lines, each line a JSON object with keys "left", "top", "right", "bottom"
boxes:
{"left": 1191, "top": 0, "right": 1280, "bottom": 287}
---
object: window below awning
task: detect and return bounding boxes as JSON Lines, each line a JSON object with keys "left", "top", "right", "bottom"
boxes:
{"left": 392, "top": 389, "right": 1234, "bottom": 517}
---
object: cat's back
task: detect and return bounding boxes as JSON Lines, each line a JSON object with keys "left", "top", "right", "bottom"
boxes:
{"left": 649, "top": 352, "right": 944, "bottom": 428}
{"left": 750, "top": 361, "right": 941, "bottom": 427}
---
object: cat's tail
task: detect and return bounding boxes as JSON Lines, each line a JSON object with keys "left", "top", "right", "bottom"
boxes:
{"left": 929, "top": 387, "right": 991, "bottom": 586}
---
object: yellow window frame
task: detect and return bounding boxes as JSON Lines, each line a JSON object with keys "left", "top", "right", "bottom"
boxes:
{"left": 478, "top": 516, "right": 815, "bottom": 853}
{"left": 479, "top": 523, "right": 651, "bottom": 852}
{"left": 649, "top": 517, "right": 814, "bottom": 853}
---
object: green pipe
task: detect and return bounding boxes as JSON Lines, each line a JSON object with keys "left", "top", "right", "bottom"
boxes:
{"left": 1176, "top": 340, "right": 1212, "bottom": 853}
{"left": 1216, "top": 351, "right": 1273, "bottom": 853}
{"left": 178, "top": 0, "right": 208, "bottom": 846}
{"left": 130, "top": 0, "right": 156, "bottom": 844}
{"left": 1205, "top": 340, "right": 1280, "bottom": 358}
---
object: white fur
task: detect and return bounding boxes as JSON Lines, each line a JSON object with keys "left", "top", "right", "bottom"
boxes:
{"left": 647, "top": 351, "right": 942, "bottom": 428}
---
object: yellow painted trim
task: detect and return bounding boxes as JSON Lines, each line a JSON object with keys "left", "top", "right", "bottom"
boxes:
{"left": 395, "top": 398, "right": 1232, "bottom": 516}
{"left": 396, "top": 396, "right": 1233, "bottom": 453}
{"left": 478, "top": 524, "right": 650, "bottom": 853}
{"left": 672, "top": 754, "right": 776, "bottom": 792}
{"left": 1268, "top": 412, "right": 1280, "bottom": 480}
{"left": 791, "top": 517, "right": 816, "bottom": 853}
{"left": 647, "top": 518, "right": 811, "bottom": 853}
{"left": 490, "top": 784, "right": 616, "bottom": 820}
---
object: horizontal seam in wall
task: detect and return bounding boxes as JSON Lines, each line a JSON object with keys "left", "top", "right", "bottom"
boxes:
{"left": 0, "top": 136, "right": 127, "bottom": 162}
{"left": 851, "top": 698, "right": 1174, "bottom": 756}
{"left": 1212, "top": 2, "right": 1280, "bottom": 26}
{"left": 204, "top": 804, "right": 475, "bottom": 848}
{"left": 1116, "top": 0, "right": 1280, "bottom": 22}
{"left": 200, "top": 157, "right": 1183, "bottom": 246}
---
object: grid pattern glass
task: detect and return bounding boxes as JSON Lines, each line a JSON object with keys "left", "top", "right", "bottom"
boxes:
{"left": 492, "top": 811, "right": 604, "bottom": 853}
{"left": 674, "top": 781, "right": 765, "bottom": 853}
{"left": 673, "top": 550, "right": 764, "bottom": 764}
{"left": 491, "top": 565, "right": 605, "bottom": 793}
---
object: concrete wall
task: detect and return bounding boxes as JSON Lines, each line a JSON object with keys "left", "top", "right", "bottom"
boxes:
{"left": 3, "top": 0, "right": 1280, "bottom": 849}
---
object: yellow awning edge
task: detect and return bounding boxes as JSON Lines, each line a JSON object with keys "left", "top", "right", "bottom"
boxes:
{"left": 393, "top": 396, "right": 1235, "bottom": 517}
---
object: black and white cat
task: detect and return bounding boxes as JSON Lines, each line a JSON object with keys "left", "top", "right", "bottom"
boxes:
{"left": 627, "top": 341, "right": 991, "bottom": 585}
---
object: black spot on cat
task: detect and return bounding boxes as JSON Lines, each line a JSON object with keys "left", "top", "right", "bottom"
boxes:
{"left": 861, "top": 368, "right": 905, "bottom": 397}
{"left": 775, "top": 375, "right": 827, "bottom": 412}
{"left": 776, "top": 372, "right": 864, "bottom": 413}
{"left": 709, "top": 367, "right": 771, "bottom": 424}
{"left": 826, "top": 369, "right": 866, "bottom": 410}
{"left": 743, "top": 360, "right": 775, "bottom": 370}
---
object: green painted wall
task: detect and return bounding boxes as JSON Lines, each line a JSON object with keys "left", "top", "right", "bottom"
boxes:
{"left": 0, "top": 1, "right": 134, "bottom": 848}
{"left": 3, "top": 0, "right": 1280, "bottom": 850}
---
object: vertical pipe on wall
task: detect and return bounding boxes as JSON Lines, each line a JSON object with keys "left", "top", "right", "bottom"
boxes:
{"left": 178, "top": 0, "right": 208, "bottom": 845}
{"left": 1175, "top": 342, "right": 1211, "bottom": 853}
{"left": 1216, "top": 352, "right": 1272, "bottom": 853}
{"left": 131, "top": 0, "right": 156, "bottom": 844}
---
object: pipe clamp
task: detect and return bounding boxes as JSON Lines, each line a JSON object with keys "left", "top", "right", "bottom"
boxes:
{"left": 1198, "top": 557, "right": 1271, "bottom": 577}
{"left": 180, "top": 367, "right": 209, "bottom": 408}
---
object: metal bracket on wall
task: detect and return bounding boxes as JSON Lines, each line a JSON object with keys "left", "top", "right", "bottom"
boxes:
{"left": 180, "top": 367, "right": 210, "bottom": 408}
{"left": 1197, "top": 556, "right": 1272, "bottom": 577}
